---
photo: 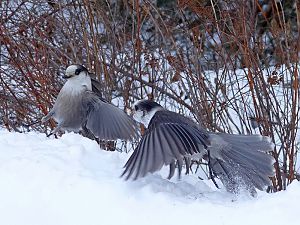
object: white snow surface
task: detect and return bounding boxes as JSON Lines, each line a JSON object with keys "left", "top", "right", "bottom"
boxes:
{"left": 0, "top": 130, "right": 299, "bottom": 225}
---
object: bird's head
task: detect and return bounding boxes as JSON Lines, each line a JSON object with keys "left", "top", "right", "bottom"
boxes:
{"left": 132, "top": 100, "right": 163, "bottom": 128}
{"left": 63, "top": 65, "right": 92, "bottom": 91}
{"left": 64, "top": 64, "right": 89, "bottom": 79}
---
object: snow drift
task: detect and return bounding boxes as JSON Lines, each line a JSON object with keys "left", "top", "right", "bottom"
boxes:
{"left": 0, "top": 130, "right": 299, "bottom": 225}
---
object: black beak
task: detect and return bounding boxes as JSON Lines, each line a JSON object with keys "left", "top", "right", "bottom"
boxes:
{"left": 62, "top": 75, "right": 72, "bottom": 79}
{"left": 57, "top": 68, "right": 71, "bottom": 79}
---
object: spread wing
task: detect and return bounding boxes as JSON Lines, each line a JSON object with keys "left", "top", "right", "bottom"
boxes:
{"left": 83, "top": 91, "right": 138, "bottom": 140}
{"left": 122, "top": 110, "right": 210, "bottom": 180}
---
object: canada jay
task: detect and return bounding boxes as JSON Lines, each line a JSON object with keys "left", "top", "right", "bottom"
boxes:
{"left": 122, "top": 100, "right": 275, "bottom": 194}
{"left": 42, "top": 65, "right": 137, "bottom": 140}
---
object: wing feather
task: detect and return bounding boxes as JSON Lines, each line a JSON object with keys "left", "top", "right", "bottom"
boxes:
{"left": 122, "top": 111, "right": 209, "bottom": 180}
{"left": 134, "top": 133, "right": 150, "bottom": 179}
{"left": 83, "top": 92, "right": 138, "bottom": 140}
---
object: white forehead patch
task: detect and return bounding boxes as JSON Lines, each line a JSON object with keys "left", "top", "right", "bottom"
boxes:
{"left": 65, "top": 65, "right": 79, "bottom": 76}
{"left": 133, "top": 107, "right": 161, "bottom": 128}
{"left": 133, "top": 110, "right": 143, "bottom": 124}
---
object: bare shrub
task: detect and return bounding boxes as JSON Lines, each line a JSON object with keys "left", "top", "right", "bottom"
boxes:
{"left": 1, "top": 0, "right": 299, "bottom": 191}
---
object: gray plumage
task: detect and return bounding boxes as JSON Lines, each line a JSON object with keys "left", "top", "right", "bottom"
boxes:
{"left": 122, "top": 100, "right": 275, "bottom": 195}
{"left": 42, "top": 64, "right": 137, "bottom": 140}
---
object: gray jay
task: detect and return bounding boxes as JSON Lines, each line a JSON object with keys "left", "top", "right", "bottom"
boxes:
{"left": 122, "top": 100, "right": 275, "bottom": 194}
{"left": 42, "top": 65, "right": 137, "bottom": 140}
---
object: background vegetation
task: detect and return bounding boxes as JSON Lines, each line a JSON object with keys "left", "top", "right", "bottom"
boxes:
{"left": 1, "top": 0, "right": 300, "bottom": 192}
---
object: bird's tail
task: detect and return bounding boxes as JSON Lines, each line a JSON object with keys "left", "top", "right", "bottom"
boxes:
{"left": 207, "top": 133, "right": 275, "bottom": 195}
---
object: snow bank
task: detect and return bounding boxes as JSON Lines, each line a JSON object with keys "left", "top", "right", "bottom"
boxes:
{"left": 0, "top": 130, "right": 299, "bottom": 225}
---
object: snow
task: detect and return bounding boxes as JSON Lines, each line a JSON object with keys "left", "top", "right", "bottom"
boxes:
{"left": 0, "top": 130, "right": 299, "bottom": 225}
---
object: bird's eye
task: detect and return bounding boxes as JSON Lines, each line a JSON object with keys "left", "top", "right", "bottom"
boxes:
{"left": 134, "top": 105, "right": 138, "bottom": 111}
{"left": 75, "top": 68, "right": 81, "bottom": 75}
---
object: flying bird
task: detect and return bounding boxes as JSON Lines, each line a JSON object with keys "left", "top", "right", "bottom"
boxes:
{"left": 42, "top": 64, "right": 137, "bottom": 140}
{"left": 122, "top": 100, "right": 275, "bottom": 194}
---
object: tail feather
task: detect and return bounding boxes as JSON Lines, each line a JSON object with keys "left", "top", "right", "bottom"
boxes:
{"left": 208, "top": 133, "right": 275, "bottom": 194}
{"left": 222, "top": 146, "right": 275, "bottom": 176}
{"left": 217, "top": 134, "right": 273, "bottom": 152}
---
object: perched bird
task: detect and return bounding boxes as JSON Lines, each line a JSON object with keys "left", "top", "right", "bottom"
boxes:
{"left": 122, "top": 100, "right": 275, "bottom": 195}
{"left": 42, "top": 64, "right": 137, "bottom": 140}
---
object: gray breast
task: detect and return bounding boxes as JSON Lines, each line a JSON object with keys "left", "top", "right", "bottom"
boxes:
{"left": 52, "top": 90, "right": 87, "bottom": 131}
